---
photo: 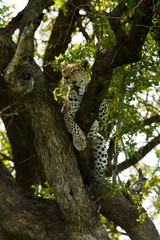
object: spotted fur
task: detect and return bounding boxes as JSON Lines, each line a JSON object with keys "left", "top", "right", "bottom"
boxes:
{"left": 61, "top": 59, "right": 108, "bottom": 178}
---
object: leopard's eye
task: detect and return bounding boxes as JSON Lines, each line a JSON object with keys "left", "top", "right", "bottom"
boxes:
{"left": 72, "top": 68, "right": 79, "bottom": 73}
{"left": 63, "top": 70, "right": 66, "bottom": 74}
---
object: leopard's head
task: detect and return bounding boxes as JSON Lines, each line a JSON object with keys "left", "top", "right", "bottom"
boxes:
{"left": 60, "top": 59, "right": 89, "bottom": 88}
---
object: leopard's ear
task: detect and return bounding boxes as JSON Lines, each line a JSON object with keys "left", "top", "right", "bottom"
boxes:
{"left": 60, "top": 61, "right": 68, "bottom": 70}
{"left": 80, "top": 59, "right": 89, "bottom": 71}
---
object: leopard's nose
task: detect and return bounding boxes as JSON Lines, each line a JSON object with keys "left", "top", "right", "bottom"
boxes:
{"left": 64, "top": 76, "right": 70, "bottom": 80}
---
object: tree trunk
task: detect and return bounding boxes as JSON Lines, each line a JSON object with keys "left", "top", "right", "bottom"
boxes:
{"left": 23, "top": 81, "right": 110, "bottom": 239}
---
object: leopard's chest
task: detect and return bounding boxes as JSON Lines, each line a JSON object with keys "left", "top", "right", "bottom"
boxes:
{"left": 67, "top": 95, "right": 82, "bottom": 116}
{"left": 63, "top": 87, "right": 84, "bottom": 120}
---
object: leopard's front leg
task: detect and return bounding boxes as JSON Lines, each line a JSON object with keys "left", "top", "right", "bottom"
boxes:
{"left": 64, "top": 111, "right": 86, "bottom": 151}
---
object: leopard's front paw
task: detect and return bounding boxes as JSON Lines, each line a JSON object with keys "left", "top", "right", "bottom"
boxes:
{"left": 73, "top": 133, "right": 86, "bottom": 151}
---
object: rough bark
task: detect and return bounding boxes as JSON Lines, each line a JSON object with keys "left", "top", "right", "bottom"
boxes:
{"left": 0, "top": 160, "right": 65, "bottom": 240}
{"left": 94, "top": 183, "right": 160, "bottom": 240}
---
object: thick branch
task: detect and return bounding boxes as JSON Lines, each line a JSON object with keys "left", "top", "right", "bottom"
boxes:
{"left": 19, "top": 0, "right": 53, "bottom": 58}
{"left": 75, "top": 67, "right": 113, "bottom": 134}
{"left": 93, "top": 183, "right": 160, "bottom": 240}
{"left": 4, "top": 15, "right": 43, "bottom": 95}
{"left": 0, "top": 161, "right": 65, "bottom": 240}
{"left": 142, "top": 115, "right": 160, "bottom": 126}
{"left": 3, "top": 0, "right": 54, "bottom": 39}
{"left": 107, "top": 1, "right": 127, "bottom": 44}
{"left": 118, "top": 133, "right": 160, "bottom": 172}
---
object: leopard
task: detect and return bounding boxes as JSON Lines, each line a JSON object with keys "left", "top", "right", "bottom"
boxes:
{"left": 61, "top": 59, "right": 108, "bottom": 178}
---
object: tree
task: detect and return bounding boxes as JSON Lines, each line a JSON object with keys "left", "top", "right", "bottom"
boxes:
{"left": 0, "top": 0, "right": 160, "bottom": 239}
